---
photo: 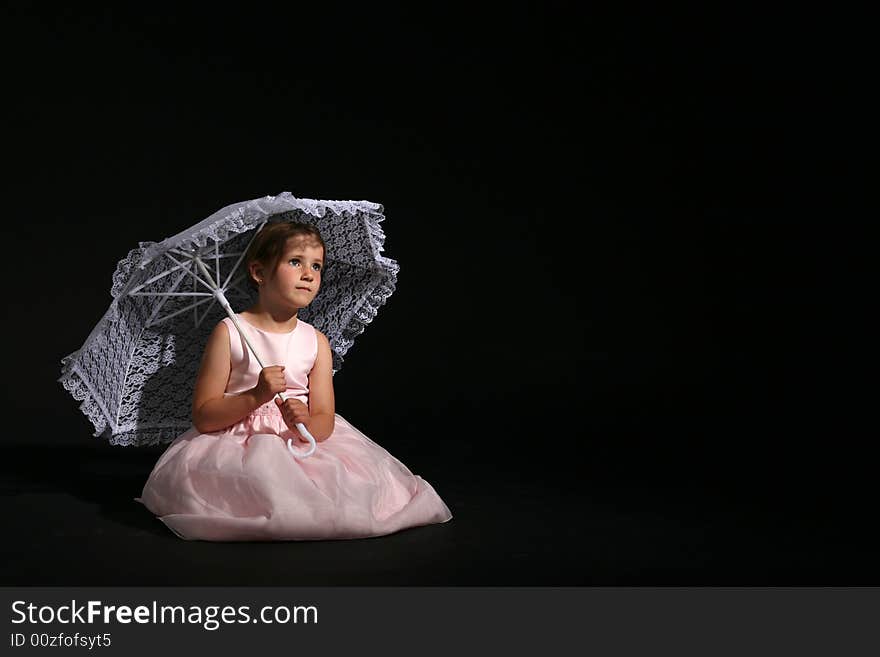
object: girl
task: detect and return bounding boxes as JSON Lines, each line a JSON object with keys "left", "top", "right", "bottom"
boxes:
{"left": 135, "top": 221, "right": 453, "bottom": 541}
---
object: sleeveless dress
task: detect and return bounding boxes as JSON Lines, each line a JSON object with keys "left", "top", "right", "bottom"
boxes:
{"left": 135, "top": 314, "right": 453, "bottom": 541}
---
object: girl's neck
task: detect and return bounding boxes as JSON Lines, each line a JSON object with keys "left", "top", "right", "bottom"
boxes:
{"left": 241, "top": 303, "right": 299, "bottom": 332}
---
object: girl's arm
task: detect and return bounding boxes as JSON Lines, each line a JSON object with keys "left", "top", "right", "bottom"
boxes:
{"left": 304, "top": 329, "right": 336, "bottom": 442}
{"left": 191, "top": 322, "right": 260, "bottom": 433}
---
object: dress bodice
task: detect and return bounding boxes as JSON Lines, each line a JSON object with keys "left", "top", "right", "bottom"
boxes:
{"left": 220, "top": 313, "right": 318, "bottom": 407}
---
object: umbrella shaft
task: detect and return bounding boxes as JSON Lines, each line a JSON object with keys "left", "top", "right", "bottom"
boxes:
{"left": 193, "top": 255, "right": 284, "bottom": 404}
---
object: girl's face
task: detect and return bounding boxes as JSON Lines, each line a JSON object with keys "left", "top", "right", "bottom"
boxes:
{"left": 265, "top": 238, "right": 324, "bottom": 309}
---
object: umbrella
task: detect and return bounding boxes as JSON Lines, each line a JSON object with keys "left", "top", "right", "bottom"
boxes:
{"left": 58, "top": 192, "right": 399, "bottom": 458}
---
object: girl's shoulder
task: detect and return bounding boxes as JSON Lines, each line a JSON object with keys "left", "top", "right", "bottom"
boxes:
{"left": 301, "top": 319, "right": 323, "bottom": 343}
{"left": 310, "top": 323, "right": 326, "bottom": 341}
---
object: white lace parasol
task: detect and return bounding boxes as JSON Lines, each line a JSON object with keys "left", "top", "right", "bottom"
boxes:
{"left": 58, "top": 192, "right": 399, "bottom": 450}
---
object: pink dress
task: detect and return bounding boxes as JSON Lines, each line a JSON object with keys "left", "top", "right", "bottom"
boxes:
{"left": 135, "top": 314, "right": 453, "bottom": 541}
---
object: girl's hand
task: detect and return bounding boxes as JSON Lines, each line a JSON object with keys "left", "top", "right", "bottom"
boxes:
{"left": 252, "top": 366, "right": 287, "bottom": 405}
{"left": 274, "top": 397, "right": 311, "bottom": 437}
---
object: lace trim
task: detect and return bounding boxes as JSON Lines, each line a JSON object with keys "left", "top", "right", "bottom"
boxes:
{"left": 59, "top": 360, "right": 109, "bottom": 438}
{"left": 109, "top": 426, "right": 190, "bottom": 447}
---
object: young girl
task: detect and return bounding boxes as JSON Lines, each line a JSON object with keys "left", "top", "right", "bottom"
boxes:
{"left": 135, "top": 221, "right": 453, "bottom": 541}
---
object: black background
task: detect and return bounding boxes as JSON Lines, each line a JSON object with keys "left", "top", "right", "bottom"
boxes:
{"left": 1, "top": 4, "right": 873, "bottom": 584}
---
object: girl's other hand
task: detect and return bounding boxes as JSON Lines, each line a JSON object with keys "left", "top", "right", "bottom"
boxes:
{"left": 252, "top": 365, "right": 287, "bottom": 405}
{"left": 274, "top": 397, "right": 311, "bottom": 435}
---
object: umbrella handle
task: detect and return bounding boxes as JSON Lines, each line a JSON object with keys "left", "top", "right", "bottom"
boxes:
{"left": 276, "top": 390, "right": 318, "bottom": 459}
{"left": 288, "top": 425, "right": 317, "bottom": 458}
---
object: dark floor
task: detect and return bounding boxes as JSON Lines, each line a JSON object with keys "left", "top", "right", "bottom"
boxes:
{"left": 2, "top": 420, "right": 876, "bottom": 586}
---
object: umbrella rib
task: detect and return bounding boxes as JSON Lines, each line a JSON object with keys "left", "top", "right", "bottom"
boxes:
{"left": 169, "top": 248, "right": 197, "bottom": 259}
{"left": 197, "top": 241, "right": 221, "bottom": 329}
{"left": 150, "top": 295, "right": 215, "bottom": 327}
{"left": 185, "top": 234, "right": 255, "bottom": 325}
{"left": 131, "top": 292, "right": 213, "bottom": 297}
{"left": 208, "top": 241, "right": 220, "bottom": 326}
{"left": 222, "top": 221, "right": 266, "bottom": 290}
{"left": 191, "top": 255, "right": 215, "bottom": 327}
{"left": 195, "top": 270, "right": 217, "bottom": 328}
{"left": 195, "top": 272, "right": 249, "bottom": 327}
{"left": 127, "top": 261, "right": 192, "bottom": 295}
{"left": 164, "top": 253, "right": 214, "bottom": 291}
{"left": 192, "top": 258, "right": 197, "bottom": 324}
{"left": 145, "top": 268, "right": 190, "bottom": 328}
{"left": 170, "top": 248, "right": 244, "bottom": 260}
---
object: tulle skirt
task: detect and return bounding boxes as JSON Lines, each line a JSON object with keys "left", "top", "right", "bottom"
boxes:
{"left": 135, "top": 408, "right": 453, "bottom": 541}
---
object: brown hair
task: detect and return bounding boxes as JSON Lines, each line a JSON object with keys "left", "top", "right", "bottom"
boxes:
{"left": 243, "top": 220, "right": 326, "bottom": 292}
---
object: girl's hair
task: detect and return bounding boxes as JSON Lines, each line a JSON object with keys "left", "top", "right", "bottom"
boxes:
{"left": 243, "top": 220, "right": 326, "bottom": 292}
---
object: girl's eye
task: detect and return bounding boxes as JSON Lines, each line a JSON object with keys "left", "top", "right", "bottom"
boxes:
{"left": 289, "top": 258, "right": 322, "bottom": 271}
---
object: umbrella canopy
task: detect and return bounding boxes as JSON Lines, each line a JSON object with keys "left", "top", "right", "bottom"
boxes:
{"left": 59, "top": 192, "right": 399, "bottom": 448}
